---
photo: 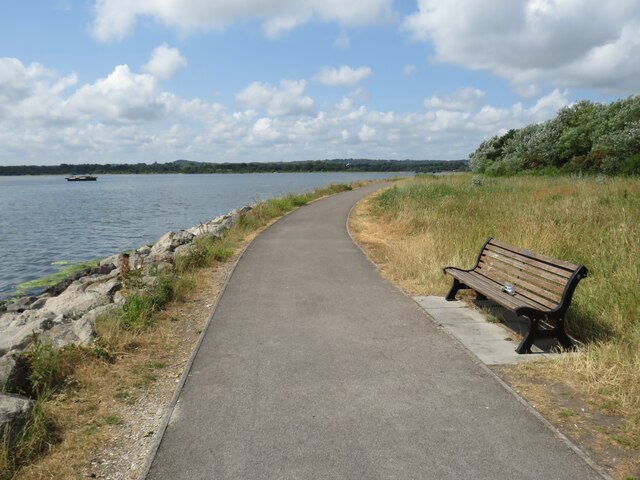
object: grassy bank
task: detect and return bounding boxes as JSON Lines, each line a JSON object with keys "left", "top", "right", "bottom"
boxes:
{"left": 350, "top": 173, "right": 639, "bottom": 476}
{"left": 2, "top": 181, "right": 358, "bottom": 480}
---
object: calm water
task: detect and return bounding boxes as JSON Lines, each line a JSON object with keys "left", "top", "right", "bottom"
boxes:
{"left": 0, "top": 173, "right": 400, "bottom": 299}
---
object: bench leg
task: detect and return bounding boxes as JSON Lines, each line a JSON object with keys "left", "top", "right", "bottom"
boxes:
{"left": 516, "top": 318, "right": 538, "bottom": 354}
{"left": 555, "top": 318, "right": 575, "bottom": 351}
{"left": 445, "top": 279, "right": 464, "bottom": 301}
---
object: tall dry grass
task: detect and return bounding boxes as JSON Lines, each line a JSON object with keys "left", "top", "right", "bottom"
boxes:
{"left": 354, "top": 173, "right": 639, "bottom": 439}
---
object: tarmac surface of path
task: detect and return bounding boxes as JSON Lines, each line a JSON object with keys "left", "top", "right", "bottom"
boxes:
{"left": 146, "top": 184, "right": 604, "bottom": 479}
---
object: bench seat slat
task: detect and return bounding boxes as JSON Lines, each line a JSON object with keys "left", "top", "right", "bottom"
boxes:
{"left": 485, "top": 243, "right": 574, "bottom": 279}
{"left": 489, "top": 238, "right": 580, "bottom": 271}
{"left": 476, "top": 261, "right": 564, "bottom": 304}
{"left": 479, "top": 252, "right": 568, "bottom": 293}
{"left": 445, "top": 268, "right": 552, "bottom": 312}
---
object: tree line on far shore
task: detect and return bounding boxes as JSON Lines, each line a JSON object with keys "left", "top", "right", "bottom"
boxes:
{"left": 470, "top": 95, "right": 640, "bottom": 176}
{"left": 0, "top": 158, "right": 469, "bottom": 176}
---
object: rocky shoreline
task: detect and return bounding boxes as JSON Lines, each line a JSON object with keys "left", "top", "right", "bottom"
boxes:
{"left": 0, "top": 205, "right": 252, "bottom": 442}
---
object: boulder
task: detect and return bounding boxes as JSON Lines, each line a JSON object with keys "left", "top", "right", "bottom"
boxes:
{"left": 136, "top": 245, "right": 152, "bottom": 256}
{"left": 41, "top": 316, "right": 89, "bottom": 348}
{"left": 99, "top": 253, "right": 120, "bottom": 269}
{"left": 0, "top": 310, "right": 57, "bottom": 356}
{"left": 29, "top": 295, "right": 49, "bottom": 310}
{"left": 128, "top": 251, "right": 148, "bottom": 272}
{"left": 43, "top": 281, "right": 110, "bottom": 318}
{"left": 150, "top": 230, "right": 194, "bottom": 257}
{"left": 113, "top": 291, "right": 126, "bottom": 307}
{"left": 0, "top": 393, "right": 34, "bottom": 443}
{"left": 45, "top": 263, "right": 115, "bottom": 297}
{"left": 85, "top": 277, "right": 121, "bottom": 297}
{"left": 5, "top": 296, "right": 36, "bottom": 313}
{"left": 174, "top": 243, "right": 196, "bottom": 257}
{"left": 0, "top": 355, "right": 16, "bottom": 391}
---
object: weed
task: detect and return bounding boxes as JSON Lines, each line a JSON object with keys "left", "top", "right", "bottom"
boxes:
{"left": 559, "top": 409, "right": 577, "bottom": 417}
{"left": 104, "top": 416, "right": 121, "bottom": 426}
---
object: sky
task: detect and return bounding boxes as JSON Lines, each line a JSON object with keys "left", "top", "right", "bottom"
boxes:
{"left": 1, "top": 0, "right": 639, "bottom": 165}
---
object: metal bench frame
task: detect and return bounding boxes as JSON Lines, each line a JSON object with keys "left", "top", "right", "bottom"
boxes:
{"left": 443, "top": 238, "right": 588, "bottom": 354}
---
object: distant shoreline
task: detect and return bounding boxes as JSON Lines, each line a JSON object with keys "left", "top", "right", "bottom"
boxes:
{"left": 0, "top": 159, "right": 469, "bottom": 176}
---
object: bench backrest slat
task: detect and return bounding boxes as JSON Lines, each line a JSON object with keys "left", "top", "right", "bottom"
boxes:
{"left": 475, "top": 239, "right": 583, "bottom": 311}
{"left": 484, "top": 243, "right": 574, "bottom": 278}
{"left": 490, "top": 239, "right": 580, "bottom": 272}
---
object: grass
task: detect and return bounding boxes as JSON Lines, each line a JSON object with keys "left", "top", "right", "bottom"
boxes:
{"left": 1, "top": 180, "right": 363, "bottom": 479}
{"left": 350, "top": 173, "right": 639, "bottom": 476}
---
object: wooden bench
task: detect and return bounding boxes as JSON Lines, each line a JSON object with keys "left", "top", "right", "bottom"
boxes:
{"left": 443, "top": 238, "right": 588, "bottom": 354}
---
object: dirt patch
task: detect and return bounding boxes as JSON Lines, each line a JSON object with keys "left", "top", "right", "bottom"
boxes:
{"left": 498, "top": 365, "right": 639, "bottom": 479}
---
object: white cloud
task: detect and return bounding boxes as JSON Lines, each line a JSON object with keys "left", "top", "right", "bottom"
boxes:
{"left": 91, "top": 0, "right": 394, "bottom": 41}
{"left": 314, "top": 65, "right": 372, "bottom": 86}
{"left": 358, "top": 124, "right": 376, "bottom": 141}
{"left": 67, "top": 65, "right": 164, "bottom": 123}
{"left": 0, "top": 56, "right": 575, "bottom": 165}
{"left": 235, "top": 80, "right": 315, "bottom": 117}
{"left": 404, "top": 0, "right": 640, "bottom": 94}
{"left": 142, "top": 43, "right": 187, "bottom": 79}
{"left": 424, "top": 88, "right": 485, "bottom": 111}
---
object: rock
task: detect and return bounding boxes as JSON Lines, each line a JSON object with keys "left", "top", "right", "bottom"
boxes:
{"left": 136, "top": 245, "right": 151, "bottom": 256}
{"left": 155, "top": 262, "right": 174, "bottom": 274}
{"left": 129, "top": 252, "right": 145, "bottom": 271}
{"left": 174, "top": 244, "right": 196, "bottom": 257}
{"left": 29, "top": 296, "right": 49, "bottom": 310}
{"left": 0, "top": 393, "right": 34, "bottom": 443}
{"left": 0, "top": 312, "right": 19, "bottom": 331}
{"left": 100, "top": 254, "right": 120, "bottom": 269}
{"left": 0, "top": 310, "right": 57, "bottom": 356}
{"left": 0, "top": 355, "right": 16, "bottom": 391}
{"left": 5, "top": 296, "right": 36, "bottom": 313}
{"left": 43, "top": 281, "right": 110, "bottom": 318}
{"left": 141, "top": 276, "right": 159, "bottom": 289}
{"left": 85, "top": 277, "right": 121, "bottom": 298}
{"left": 40, "top": 304, "right": 118, "bottom": 349}
{"left": 150, "top": 230, "right": 194, "bottom": 257}
{"left": 40, "top": 315, "right": 91, "bottom": 348}
{"left": 113, "top": 291, "right": 126, "bottom": 307}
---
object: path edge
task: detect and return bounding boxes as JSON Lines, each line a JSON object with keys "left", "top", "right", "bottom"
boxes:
{"left": 345, "top": 191, "right": 613, "bottom": 480}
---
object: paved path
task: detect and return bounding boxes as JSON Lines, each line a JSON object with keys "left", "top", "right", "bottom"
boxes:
{"left": 146, "top": 184, "right": 603, "bottom": 479}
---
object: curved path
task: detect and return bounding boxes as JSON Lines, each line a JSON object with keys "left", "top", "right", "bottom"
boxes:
{"left": 146, "top": 184, "right": 603, "bottom": 479}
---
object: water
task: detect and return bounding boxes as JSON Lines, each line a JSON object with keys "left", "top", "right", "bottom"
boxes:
{"left": 0, "top": 173, "right": 399, "bottom": 299}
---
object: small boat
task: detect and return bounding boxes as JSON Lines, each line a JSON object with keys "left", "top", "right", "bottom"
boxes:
{"left": 66, "top": 175, "right": 97, "bottom": 181}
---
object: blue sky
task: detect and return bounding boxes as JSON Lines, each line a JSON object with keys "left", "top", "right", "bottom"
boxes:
{"left": 1, "top": 0, "right": 638, "bottom": 165}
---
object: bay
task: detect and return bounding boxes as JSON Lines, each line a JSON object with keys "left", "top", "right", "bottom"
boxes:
{"left": 0, "top": 173, "right": 399, "bottom": 299}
